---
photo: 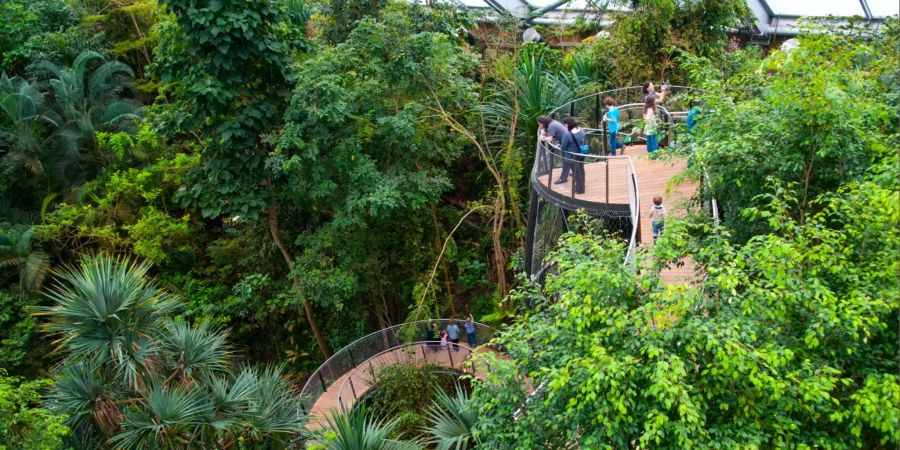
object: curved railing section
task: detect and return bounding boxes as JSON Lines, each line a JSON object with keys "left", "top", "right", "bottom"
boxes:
{"left": 335, "top": 341, "right": 485, "bottom": 414}
{"left": 301, "top": 319, "right": 495, "bottom": 411}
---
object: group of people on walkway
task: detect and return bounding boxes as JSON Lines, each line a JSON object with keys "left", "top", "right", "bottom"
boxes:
{"left": 538, "top": 82, "right": 675, "bottom": 241}
{"left": 425, "top": 316, "right": 477, "bottom": 352}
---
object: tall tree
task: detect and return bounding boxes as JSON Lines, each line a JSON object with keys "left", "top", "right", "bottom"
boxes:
{"left": 153, "top": 0, "right": 332, "bottom": 356}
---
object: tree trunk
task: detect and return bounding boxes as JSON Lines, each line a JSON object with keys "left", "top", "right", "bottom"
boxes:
{"left": 267, "top": 197, "right": 332, "bottom": 358}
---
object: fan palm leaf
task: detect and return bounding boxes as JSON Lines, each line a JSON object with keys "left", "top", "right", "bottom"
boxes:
{"left": 34, "top": 254, "right": 179, "bottom": 388}
{"left": 109, "top": 378, "right": 213, "bottom": 450}
{"left": 313, "top": 406, "right": 423, "bottom": 450}
{"left": 423, "top": 385, "right": 478, "bottom": 450}
{"left": 160, "top": 320, "right": 230, "bottom": 381}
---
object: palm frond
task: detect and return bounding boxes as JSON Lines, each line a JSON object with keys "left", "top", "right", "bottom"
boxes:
{"left": 34, "top": 254, "right": 180, "bottom": 386}
{"left": 88, "top": 60, "right": 135, "bottom": 98}
{"left": 314, "top": 405, "right": 424, "bottom": 450}
{"left": 160, "top": 320, "right": 231, "bottom": 381}
{"left": 423, "top": 385, "right": 478, "bottom": 450}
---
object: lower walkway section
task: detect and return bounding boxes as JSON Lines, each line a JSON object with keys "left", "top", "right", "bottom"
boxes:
{"left": 306, "top": 342, "right": 494, "bottom": 430}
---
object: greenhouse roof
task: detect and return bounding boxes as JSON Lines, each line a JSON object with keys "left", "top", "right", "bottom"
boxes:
{"left": 456, "top": 0, "right": 897, "bottom": 27}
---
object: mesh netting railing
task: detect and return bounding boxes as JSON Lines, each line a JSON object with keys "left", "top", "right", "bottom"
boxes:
{"left": 300, "top": 319, "right": 495, "bottom": 412}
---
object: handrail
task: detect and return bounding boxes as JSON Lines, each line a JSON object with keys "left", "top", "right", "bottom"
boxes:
{"left": 301, "top": 319, "right": 494, "bottom": 411}
{"left": 335, "top": 341, "right": 481, "bottom": 414}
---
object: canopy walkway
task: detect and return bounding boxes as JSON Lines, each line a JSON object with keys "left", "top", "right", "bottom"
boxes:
{"left": 301, "top": 319, "right": 495, "bottom": 430}
{"left": 524, "top": 85, "right": 716, "bottom": 285}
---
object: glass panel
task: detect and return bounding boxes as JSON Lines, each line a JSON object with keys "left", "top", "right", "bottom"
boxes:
{"left": 762, "top": 0, "right": 865, "bottom": 17}
{"left": 866, "top": 0, "right": 899, "bottom": 18}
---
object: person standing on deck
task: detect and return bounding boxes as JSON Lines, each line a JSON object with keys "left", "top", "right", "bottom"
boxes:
{"left": 649, "top": 195, "right": 667, "bottom": 241}
{"left": 643, "top": 97, "right": 660, "bottom": 153}
{"left": 538, "top": 116, "right": 566, "bottom": 144}
{"left": 439, "top": 330, "right": 448, "bottom": 350}
{"left": 642, "top": 82, "right": 668, "bottom": 104}
{"left": 447, "top": 319, "right": 461, "bottom": 352}
{"left": 602, "top": 97, "right": 625, "bottom": 155}
{"left": 465, "top": 314, "right": 477, "bottom": 347}
{"left": 427, "top": 321, "right": 439, "bottom": 352}
{"left": 555, "top": 116, "right": 587, "bottom": 194}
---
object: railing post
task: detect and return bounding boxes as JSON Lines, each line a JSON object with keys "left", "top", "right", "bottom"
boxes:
{"left": 594, "top": 94, "right": 600, "bottom": 128}
{"left": 421, "top": 344, "right": 427, "bottom": 361}
{"left": 605, "top": 159, "right": 609, "bottom": 203}
{"left": 349, "top": 376, "right": 357, "bottom": 402}
{"left": 348, "top": 348, "right": 356, "bottom": 367}
{"left": 447, "top": 345, "right": 454, "bottom": 367}
{"left": 339, "top": 395, "right": 345, "bottom": 414}
{"left": 317, "top": 371, "right": 327, "bottom": 394}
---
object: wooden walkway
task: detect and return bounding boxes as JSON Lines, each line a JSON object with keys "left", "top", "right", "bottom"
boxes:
{"left": 536, "top": 146, "right": 699, "bottom": 284}
{"left": 306, "top": 343, "right": 491, "bottom": 431}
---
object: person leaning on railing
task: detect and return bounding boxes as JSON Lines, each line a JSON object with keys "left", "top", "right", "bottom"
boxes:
{"left": 537, "top": 116, "right": 566, "bottom": 144}
{"left": 555, "top": 116, "right": 587, "bottom": 194}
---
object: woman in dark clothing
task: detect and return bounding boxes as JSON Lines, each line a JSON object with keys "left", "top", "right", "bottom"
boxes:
{"left": 556, "top": 116, "right": 587, "bottom": 194}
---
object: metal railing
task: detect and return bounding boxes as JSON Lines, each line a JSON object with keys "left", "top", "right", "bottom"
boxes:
{"left": 300, "top": 319, "right": 495, "bottom": 411}
{"left": 335, "top": 341, "right": 484, "bottom": 414}
{"left": 533, "top": 137, "right": 640, "bottom": 267}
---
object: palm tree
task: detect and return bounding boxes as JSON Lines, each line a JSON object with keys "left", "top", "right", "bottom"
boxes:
{"left": 423, "top": 385, "right": 479, "bottom": 450}
{"left": 312, "top": 406, "right": 424, "bottom": 450}
{"left": 31, "top": 51, "right": 141, "bottom": 183}
{"left": 36, "top": 255, "right": 308, "bottom": 449}
{"left": 0, "top": 223, "right": 50, "bottom": 295}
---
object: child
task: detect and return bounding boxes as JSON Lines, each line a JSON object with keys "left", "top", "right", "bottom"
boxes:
{"left": 465, "top": 314, "right": 477, "bottom": 347}
{"left": 602, "top": 97, "right": 625, "bottom": 155}
{"left": 649, "top": 195, "right": 667, "bottom": 240}
{"left": 439, "top": 330, "right": 448, "bottom": 350}
{"left": 644, "top": 97, "right": 659, "bottom": 153}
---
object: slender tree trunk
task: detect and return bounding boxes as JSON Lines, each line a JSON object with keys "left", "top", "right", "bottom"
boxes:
{"left": 267, "top": 197, "right": 332, "bottom": 358}
{"left": 430, "top": 204, "right": 455, "bottom": 316}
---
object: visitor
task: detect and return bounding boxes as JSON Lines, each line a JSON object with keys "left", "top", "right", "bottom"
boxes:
{"left": 686, "top": 102, "right": 703, "bottom": 132}
{"left": 602, "top": 96, "right": 625, "bottom": 155}
{"left": 554, "top": 116, "right": 587, "bottom": 195}
{"left": 642, "top": 82, "right": 668, "bottom": 104}
{"left": 439, "top": 330, "right": 448, "bottom": 350}
{"left": 447, "top": 319, "right": 461, "bottom": 352}
{"left": 649, "top": 195, "right": 667, "bottom": 241}
{"left": 465, "top": 314, "right": 477, "bottom": 347}
{"left": 537, "top": 116, "right": 566, "bottom": 145}
{"left": 643, "top": 97, "right": 659, "bottom": 153}
{"left": 427, "top": 321, "right": 439, "bottom": 352}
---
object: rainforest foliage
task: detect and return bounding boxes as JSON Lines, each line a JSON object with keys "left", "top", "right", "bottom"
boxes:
{"left": 0, "top": 0, "right": 895, "bottom": 448}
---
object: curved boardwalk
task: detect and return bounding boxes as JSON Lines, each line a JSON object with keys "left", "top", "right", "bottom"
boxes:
{"left": 306, "top": 342, "right": 494, "bottom": 431}
{"left": 536, "top": 147, "right": 699, "bottom": 284}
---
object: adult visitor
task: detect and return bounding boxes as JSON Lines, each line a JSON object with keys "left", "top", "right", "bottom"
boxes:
{"left": 427, "top": 321, "right": 439, "bottom": 352}
{"left": 643, "top": 97, "right": 659, "bottom": 153}
{"left": 446, "top": 319, "right": 461, "bottom": 352}
{"left": 555, "top": 116, "right": 587, "bottom": 194}
{"left": 642, "top": 82, "right": 668, "bottom": 104}
{"left": 602, "top": 96, "right": 625, "bottom": 155}
{"left": 538, "top": 116, "right": 566, "bottom": 144}
{"left": 465, "top": 314, "right": 477, "bottom": 347}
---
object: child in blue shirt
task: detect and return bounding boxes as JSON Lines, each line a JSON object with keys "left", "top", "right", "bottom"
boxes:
{"left": 602, "top": 97, "right": 625, "bottom": 155}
